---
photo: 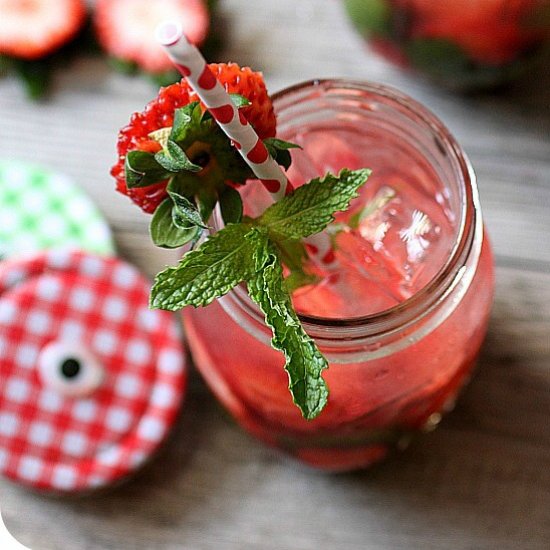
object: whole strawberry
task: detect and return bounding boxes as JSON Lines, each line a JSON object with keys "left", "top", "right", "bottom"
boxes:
{"left": 0, "top": 0, "right": 86, "bottom": 60}
{"left": 95, "top": 0, "right": 210, "bottom": 81}
{"left": 0, "top": 0, "right": 87, "bottom": 97}
{"left": 112, "top": 63, "right": 292, "bottom": 248}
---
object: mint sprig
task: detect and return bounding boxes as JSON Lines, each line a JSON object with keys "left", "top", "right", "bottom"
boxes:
{"left": 151, "top": 168, "right": 371, "bottom": 419}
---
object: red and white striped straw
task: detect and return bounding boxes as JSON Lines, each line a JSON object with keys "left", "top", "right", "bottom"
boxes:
{"left": 156, "top": 21, "right": 292, "bottom": 201}
{"left": 156, "top": 21, "right": 337, "bottom": 268}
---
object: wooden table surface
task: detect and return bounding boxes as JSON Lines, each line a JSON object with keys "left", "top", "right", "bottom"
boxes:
{"left": 1, "top": 1, "right": 549, "bottom": 549}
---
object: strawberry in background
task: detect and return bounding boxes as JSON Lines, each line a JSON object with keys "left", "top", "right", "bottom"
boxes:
{"left": 0, "top": 0, "right": 89, "bottom": 98}
{"left": 344, "top": 0, "right": 550, "bottom": 90}
{"left": 94, "top": 0, "right": 215, "bottom": 85}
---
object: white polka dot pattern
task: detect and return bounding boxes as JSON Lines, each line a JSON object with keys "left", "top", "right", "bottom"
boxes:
{"left": 0, "top": 251, "right": 187, "bottom": 493}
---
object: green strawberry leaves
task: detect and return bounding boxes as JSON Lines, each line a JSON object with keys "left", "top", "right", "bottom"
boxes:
{"left": 150, "top": 198, "right": 200, "bottom": 249}
{"left": 151, "top": 168, "right": 371, "bottom": 419}
{"left": 169, "top": 188, "right": 209, "bottom": 230}
{"left": 229, "top": 93, "right": 251, "bottom": 109}
{"left": 130, "top": 99, "right": 303, "bottom": 250}
{"left": 344, "top": 0, "right": 392, "bottom": 37}
{"left": 264, "top": 138, "right": 302, "bottom": 171}
{"left": 219, "top": 185, "right": 243, "bottom": 224}
{"left": 125, "top": 151, "right": 170, "bottom": 188}
{"left": 155, "top": 140, "right": 201, "bottom": 173}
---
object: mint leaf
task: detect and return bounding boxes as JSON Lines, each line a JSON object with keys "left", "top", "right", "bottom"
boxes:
{"left": 155, "top": 140, "right": 201, "bottom": 173}
{"left": 125, "top": 151, "right": 170, "bottom": 188}
{"left": 150, "top": 198, "right": 199, "bottom": 249}
{"left": 276, "top": 238, "right": 318, "bottom": 292}
{"left": 219, "top": 186, "right": 243, "bottom": 224}
{"left": 168, "top": 188, "right": 208, "bottom": 229}
{"left": 248, "top": 242, "right": 329, "bottom": 420}
{"left": 149, "top": 166, "right": 373, "bottom": 419}
{"left": 259, "top": 168, "right": 371, "bottom": 239}
{"left": 150, "top": 224, "right": 266, "bottom": 310}
{"left": 264, "top": 138, "right": 302, "bottom": 171}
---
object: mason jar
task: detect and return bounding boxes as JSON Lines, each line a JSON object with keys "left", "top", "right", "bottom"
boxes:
{"left": 183, "top": 80, "right": 495, "bottom": 471}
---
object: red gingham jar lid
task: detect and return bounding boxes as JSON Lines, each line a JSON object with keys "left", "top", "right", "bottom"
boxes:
{"left": 0, "top": 250, "right": 187, "bottom": 493}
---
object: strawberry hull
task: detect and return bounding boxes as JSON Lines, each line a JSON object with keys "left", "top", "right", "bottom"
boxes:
{"left": 112, "top": 63, "right": 276, "bottom": 213}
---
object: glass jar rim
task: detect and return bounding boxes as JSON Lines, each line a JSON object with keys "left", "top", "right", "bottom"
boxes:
{"left": 223, "top": 79, "right": 479, "bottom": 339}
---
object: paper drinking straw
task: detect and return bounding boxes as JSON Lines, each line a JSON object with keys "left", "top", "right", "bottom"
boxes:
{"left": 156, "top": 21, "right": 292, "bottom": 201}
{"left": 156, "top": 21, "right": 337, "bottom": 267}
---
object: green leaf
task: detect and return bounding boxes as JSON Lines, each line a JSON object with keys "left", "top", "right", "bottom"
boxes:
{"left": 404, "top": 38, "right": 524, "bottom": 89}
{"left": 150, "top": 224, "right": 266, "bottom": 310}
{"left": 276, "top": 238, "right": 318, "bottom": 292}
{"left": 264, "top": 138, "right": 302, "bottom": 171}
{"left": 263, "top": 138, "right": 302, "bottom": 151}
{"left": 247, "top": 243, "right": 329, "bottom": 420}
{"left": 168, "top": 189, "right": 208, "bottom": 229}
{"left": 125, "top": 151, "right": 170, "bottom": 188}
{"left": 344, "top": 0, "right": 391, "bottom": 37}
{"left": 170, "top": 102, "right": 202, "bottom": 142}
{"left": 14, "top": 59, "right": 52, "bottom": 99}
{"left": 230, "top": 93, "right": 251, "bottom": 108}
{"left": 258, "top": 168, "right": 371, "bottom": 239}
{"left": 196, "top": 188, "right": 218, "bottom": 224}
{"left": 219, "top": 186, "right": 243, "bottom": 224}
{"left": 150, "top": 69, "right": 180, "bottom": 87}
{"left": 150, "top": 198, "right": 199, "bottom": 249}
{"left": 406, "top": 39, "right": 472, "bottom": 78}
{"left": 109, "top": 57, "right": 138, "bottom": 75}
{"left": 155, "top": 140, "right": 202, "bottom": 173}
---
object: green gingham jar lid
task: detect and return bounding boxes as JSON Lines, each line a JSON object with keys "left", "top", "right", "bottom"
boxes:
{"left": 0, "top": 160, "right": 115, "bottom": 259}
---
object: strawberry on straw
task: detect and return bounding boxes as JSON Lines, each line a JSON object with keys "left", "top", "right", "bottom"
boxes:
{"left": 112, "top": 62, "right": 277, "bottom": 214}
{"left": 156, "top": 21, "right": 338, "bottom": 267}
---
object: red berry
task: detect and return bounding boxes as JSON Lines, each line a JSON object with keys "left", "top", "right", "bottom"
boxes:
{"left": 113, "top": 63, "right": 277, "bottom": 213}
{"left": 410, "top": 0, "right": 546, "bottom": 64}
{"left": 95, "top": 0, "right": 210, "bottom": 74}
{"left": 0, "top": 0, "right": 86, "bottom": 60}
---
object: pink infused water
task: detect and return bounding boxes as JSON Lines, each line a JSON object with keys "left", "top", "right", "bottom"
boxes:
{"left": 260, "top": 126, "right": 457, "bottom": 319}
{"left": 183, "top": 81, "right": 494, "bottom": 470}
